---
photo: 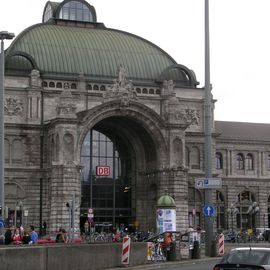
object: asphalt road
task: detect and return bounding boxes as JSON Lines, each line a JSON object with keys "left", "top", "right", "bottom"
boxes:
{"left": 105, "top": 257, "right": 221, "bottom": 270}
{"left": 145, "top": 258, "right": 220, "bottom": 270}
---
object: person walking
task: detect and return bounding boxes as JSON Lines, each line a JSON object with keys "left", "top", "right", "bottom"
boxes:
{"left": 29, "top": 225, "right": 38, "bottom": 244}
{"left": 4, "top": 226, "right": 13, "bottom": 245}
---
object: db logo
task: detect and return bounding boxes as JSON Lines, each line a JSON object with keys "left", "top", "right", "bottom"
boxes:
{"left": 96, "top": 166, "right": 110, "bottom": 176}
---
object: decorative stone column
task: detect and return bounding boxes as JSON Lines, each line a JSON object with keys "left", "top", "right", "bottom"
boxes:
{"left": 48, "top": 86, "right": 81, "bottom": 232}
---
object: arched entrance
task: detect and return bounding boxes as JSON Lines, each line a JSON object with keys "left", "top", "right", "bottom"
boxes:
{"left": 78, "top": 101, "right": 168, "bottom": 232}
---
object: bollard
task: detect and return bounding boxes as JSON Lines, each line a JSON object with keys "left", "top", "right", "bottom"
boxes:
{"left": 121, "top": 236, "right": 131, "bottom": 265}
{"left": 210, "top": 240, "right": 217, "bottom": 257}
{"left": 192, "top": 240, "right": 201, "bottom": 259}
{"left": 218, "top": 233, "right": 225, "bottom": 256}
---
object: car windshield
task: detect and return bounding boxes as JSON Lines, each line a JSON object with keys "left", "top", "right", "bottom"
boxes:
{"left": 221, "top": 249, "right": 269, "bottom": 265}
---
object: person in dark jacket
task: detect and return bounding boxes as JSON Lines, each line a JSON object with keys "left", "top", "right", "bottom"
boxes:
{"left": 4, "top": 226, "right": 13, "bottom": 245}
{"left": 22, "top": 230, "right": 31, "bottom": 244}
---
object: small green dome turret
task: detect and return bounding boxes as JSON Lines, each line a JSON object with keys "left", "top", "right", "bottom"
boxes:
{"left": 157, "top": 190, "right": 176, "bottom": 208}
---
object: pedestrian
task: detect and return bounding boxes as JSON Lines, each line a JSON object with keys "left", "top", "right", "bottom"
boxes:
{"left": 13, "top": 227, "right": 22, "bottom": 245}
{"left": 21, "top": 230, "right": 31, "bottom": 244}
{"left": 84, "top": 220, "right": 89, "bottom": 235}
{"left": 56, "top": 228, "right": 67, "bottom": 243}
{"left": 42, "top": 221, "right": 47, "bottom": 236}
{"left": 0, "top": 234, "right": 5, "bottom": 245}
{"left": 186, "top": 225, "right": 194, "bottom": 233}
{"left": 29, "top": 225, "right": 38, "bottom": 244}
{"left": 4, "top": 226, "right": 13, "bottom": 245}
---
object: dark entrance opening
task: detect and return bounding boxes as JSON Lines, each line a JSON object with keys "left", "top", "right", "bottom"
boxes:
{"left": 80, "top": 128, "right": 134, "bottom": 233}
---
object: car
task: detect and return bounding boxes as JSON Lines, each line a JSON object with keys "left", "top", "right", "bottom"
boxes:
{"left": 37, "top": 232, "right": 82, "bottom": 244}
{"left": 213, "top": 247, "right": 270, "bottom": 270}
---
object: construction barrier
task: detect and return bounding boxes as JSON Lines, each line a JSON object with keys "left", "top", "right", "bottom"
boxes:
{"left": 121, "top": 236, "right": 131, "bottom": 265}
{"left": 218, "top": 233, "right": 225, "bottom": 255}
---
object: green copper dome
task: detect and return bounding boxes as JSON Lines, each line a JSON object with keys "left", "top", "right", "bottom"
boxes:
{"left": 157, "top": 193, "right": 176, "bottom": 208}
{"left": 5, "top": 0, "right": 199, "bottom": 87}
{"left": 6, "top": 23, "right": 176, "bottom": 82}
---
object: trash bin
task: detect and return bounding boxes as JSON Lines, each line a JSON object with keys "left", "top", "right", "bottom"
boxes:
{"left": 192, "top": 240, "right": 201, "bottom": 259}
{"left": 166, "top": 242, "right": 177, "bottom": 261}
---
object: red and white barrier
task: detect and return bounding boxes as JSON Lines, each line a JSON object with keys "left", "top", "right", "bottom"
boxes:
{"left": 218, "top": 233, "right": 225, "bottom": 255}
{"left": 121, "top": 236, "right": 131, "bottom": 265}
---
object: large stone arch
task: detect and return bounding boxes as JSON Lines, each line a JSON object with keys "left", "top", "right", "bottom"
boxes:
{"left": 76, "top": 100, "right": 168, "bottom": 168}
{"left": 76, "top": 100, "right": 169, "bottom": 230}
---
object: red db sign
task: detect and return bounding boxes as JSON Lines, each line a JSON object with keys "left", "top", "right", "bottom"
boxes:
{"left": 96, "top": 166, "right": 110, "bottom": 176}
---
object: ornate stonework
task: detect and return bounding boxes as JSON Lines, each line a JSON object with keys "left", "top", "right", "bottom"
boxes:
{"left": 56, "top": 83, "right": 77, "bottom": 116}
{"left": 4, "top": 97, "right": 24, "bottom": 116}
{"left": 103, "top": 65, "right": 138, "bottom": 106}
{"left": 30, "top": 69, "right": 41, "bottom": 88}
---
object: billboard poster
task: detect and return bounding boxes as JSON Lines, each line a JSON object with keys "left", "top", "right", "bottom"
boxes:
{"left": 156, "top": 209, "right": 176, "bottom": 233}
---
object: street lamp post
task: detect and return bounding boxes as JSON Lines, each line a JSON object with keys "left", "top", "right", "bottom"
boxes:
{"left": 247, "top": 201, "right": 260, "bottom": 231}
{"left": 204, "top": 0, "right": 214, "bottom": 256}
{"left": 227, "top": 204, "right": 239, "bottom": 233}
{"left": 0, "top": 31, "right": 15, "bottom": 219}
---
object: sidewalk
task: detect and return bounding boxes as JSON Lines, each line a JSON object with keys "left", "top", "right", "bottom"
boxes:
{"left": 104, "top": 256, "right": 221, "bottom": 270}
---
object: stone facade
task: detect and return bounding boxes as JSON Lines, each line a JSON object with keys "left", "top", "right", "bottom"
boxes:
{"left": 3, "top": 0, "right": 270, "bottom": 235}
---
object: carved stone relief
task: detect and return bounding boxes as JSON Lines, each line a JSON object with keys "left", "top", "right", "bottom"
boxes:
{"left": 103, "top": 65, "right": 138, "bottom": 107}
{"left": 30, "top": 69, "right": 41, "bottom": 88}
{"left": 4, "top": 97, "right": 24, "bottom": 116}
{"left": 56, "top": 83, "right": 77, "bottom": 116}
{"left": 161, "top": 80, "right": 200, "bottom": 126}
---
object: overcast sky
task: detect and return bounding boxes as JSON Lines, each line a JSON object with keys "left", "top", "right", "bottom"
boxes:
{"left": 1, "top": 0, "right": 269, "bottom": 124}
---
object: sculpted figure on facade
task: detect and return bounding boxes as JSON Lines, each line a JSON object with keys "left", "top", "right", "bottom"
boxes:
{"left": 118, "top": 64, "right": 126, "bottom": 88}
{"left": 30, "top": 69, "right": 41, "bottom": 88}
{"left": 4, "top": 97, "right": 24, "bottom": 116}
{"left": 56, "top": 83, "right": 77, "bottom": 116}
{"left": 103, "top": 65, "right": 137, "bottom": 106}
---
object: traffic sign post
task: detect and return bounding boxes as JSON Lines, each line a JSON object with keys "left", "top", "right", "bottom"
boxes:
{"left": 203, "top": 205, "right": 215, "bottom": 217}
{"left": 195, "top": 178, "right": 222, "bottom": 189}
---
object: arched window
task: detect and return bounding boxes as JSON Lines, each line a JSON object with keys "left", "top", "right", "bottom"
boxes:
{"left": 136, "top": 88, "right": 141, "bottom": 94}
{"left": 156, "top": 89, "right": 161, "bottom": 95}
{"left": 49, "top": 82, "right": 55, "bottom": 88}
{"left": 236, "top": 153, "right": 244, "bottom": 170}
{"left": 93, "top": 85, "right": 99, "bottom": 90}
{"left": 59, "top": 1, "right": 94, "bottom": 22}
{"left": 56, "top": 82, "right": 62, "bottom": 88}
{"left": 86, "top": 84, "right": 92, "bottom": 90}
{"left": 216, "top": 152, "right": 223, "bottom": 169}
{"left": 142, "top": 88, "right": 148, "bottom": 94}
{"left": 149, "top": 89, "right": 154, "bottom": 94}
{"left": 237, "top": 190, "right": 257, "bottom": 230}
{"left": 246, "top": 153, "right": 254, "bottom": 170}
{"left": 71, "top": 83, "right": 77, "bottom": 89}
{"left": 190, "top": 146, "right": 200, "bottom": 169}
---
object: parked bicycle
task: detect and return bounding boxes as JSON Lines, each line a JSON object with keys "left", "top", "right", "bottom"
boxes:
{"left": 150, "top": 241, "right": 166, "bottom": 262}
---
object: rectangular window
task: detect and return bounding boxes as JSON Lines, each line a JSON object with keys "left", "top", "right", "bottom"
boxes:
{"left": 62, "top": 7, "right": 69, "bottom": 19}
{"left": 70, "top": 8, "right": 76, "bottom": 20}
{"left": 77, "top": 9, "right": 83, "bottom": 21}
{"left": 28, "top": 97, "right": 32, "bottom": 118}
